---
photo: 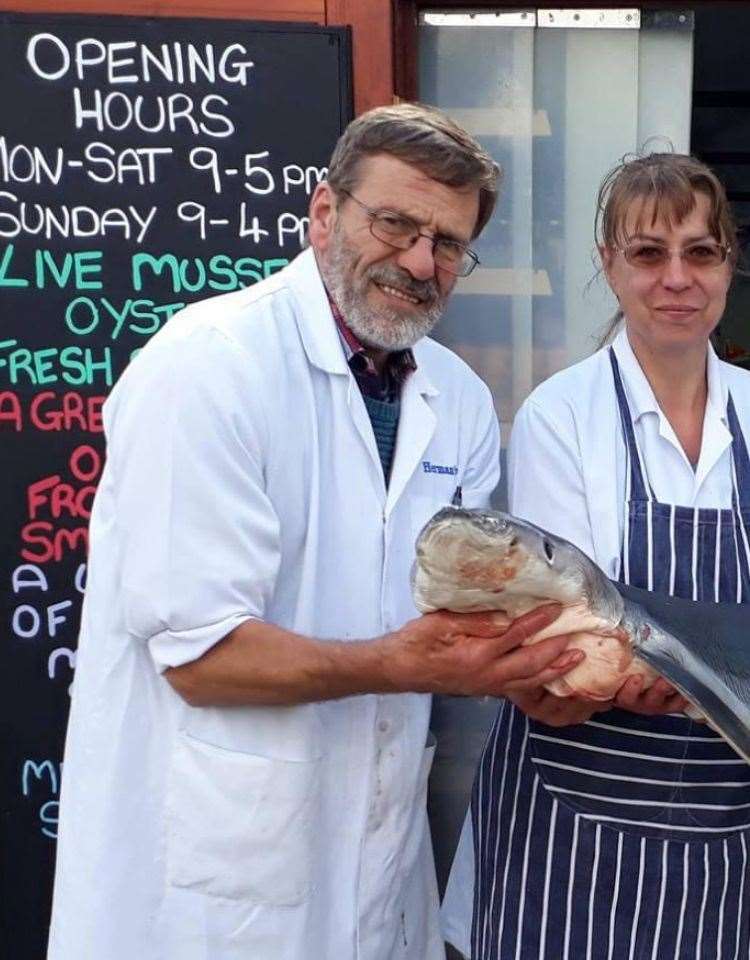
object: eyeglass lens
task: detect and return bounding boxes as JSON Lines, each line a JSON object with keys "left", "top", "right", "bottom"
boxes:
{"left": 623, "top": 241, "right": 728, "bottom": 269}
{"left": 370, "top": 212, "right": 475, "bottom": 276}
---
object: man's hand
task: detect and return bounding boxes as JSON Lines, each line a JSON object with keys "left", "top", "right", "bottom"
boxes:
{"left": 613, "top": 675, "right": 688, "bottom": 715}
{"left": 378, "top": 604, "right": 585, "bottom": 698}
{"left": 166, "top": 606, "right": 585, "bottom": 707}
{"left": 509, "top": 688, "right": 612, "bottom": 727}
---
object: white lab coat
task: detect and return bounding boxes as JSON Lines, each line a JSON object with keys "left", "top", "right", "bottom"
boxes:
{"left": 441, "top": 327, "right": 750, "bottom": 957}
{"left": 47, "top": 248, "right": 500, "bottom": 960}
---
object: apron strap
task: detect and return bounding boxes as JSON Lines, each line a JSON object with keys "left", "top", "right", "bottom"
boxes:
{"left": 726, "top": 391, "right": 750, "bottom": 510}
{"left": 609, "top": 347, "right": 654, "bottom": 503}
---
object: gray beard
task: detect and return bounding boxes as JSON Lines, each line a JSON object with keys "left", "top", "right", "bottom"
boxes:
{"left": 319, "top": 226, "right": 448, "bottom": 352}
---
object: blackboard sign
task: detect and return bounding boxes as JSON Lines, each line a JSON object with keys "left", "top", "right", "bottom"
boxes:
{"left": 0, "top": 12, "right": 351, "bottom": 956}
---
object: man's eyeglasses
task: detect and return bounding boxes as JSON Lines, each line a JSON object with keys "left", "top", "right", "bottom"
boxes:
{"left": 616, "top": 240, "right": 731, "bottom": 271}
{"left": 339, "top": 189, "right": 480, "bottom": 277}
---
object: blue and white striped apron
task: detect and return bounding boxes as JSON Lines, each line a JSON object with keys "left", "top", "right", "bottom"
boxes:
{"left": 471, "top": 350, "right": 750, "bottom": 959}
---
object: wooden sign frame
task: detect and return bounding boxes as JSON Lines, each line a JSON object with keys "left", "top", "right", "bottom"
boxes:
{"left": 2, "top": 0, "right": 395, "bottom": 113}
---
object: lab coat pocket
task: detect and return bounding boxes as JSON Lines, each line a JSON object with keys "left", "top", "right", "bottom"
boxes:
{"left": 165, "top": 731, "right": 319, "bottom": 905}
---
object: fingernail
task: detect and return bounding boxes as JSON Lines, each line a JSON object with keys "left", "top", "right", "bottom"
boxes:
{"left": 551, "top": 651, "right": 583, "bottom": 669}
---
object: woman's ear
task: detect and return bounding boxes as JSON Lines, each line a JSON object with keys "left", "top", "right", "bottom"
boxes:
{"left": 308, "top": 183, "right": 338, "bottom": 252}
{"left": 599, "top": 243, "right": 623, "bottom": 302}
{"left": 599, "top": 243, "right": 618, "bottom": 288}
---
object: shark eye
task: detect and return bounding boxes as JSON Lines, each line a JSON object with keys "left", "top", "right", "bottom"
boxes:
{"left": 543, "top": 539, "right": 554, "bottom": 563}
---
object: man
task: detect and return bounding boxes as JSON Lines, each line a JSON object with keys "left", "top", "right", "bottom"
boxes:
{"left": 47, "top": 103, "right": 580, "bottom": 960}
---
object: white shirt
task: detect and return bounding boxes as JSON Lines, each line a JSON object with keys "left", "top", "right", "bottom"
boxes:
{"left": 508, "top": 328, "right": 750, "bottom": 574}
{"left": 48, "top": 249, "right": 500, "bottom": 960}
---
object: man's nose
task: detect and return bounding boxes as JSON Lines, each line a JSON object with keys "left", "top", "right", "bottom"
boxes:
{"left": 661, "top": 251, "right": 692, "bottom": 289}
{"left": 396, "top": 235, "right": 438, "bottom": 281}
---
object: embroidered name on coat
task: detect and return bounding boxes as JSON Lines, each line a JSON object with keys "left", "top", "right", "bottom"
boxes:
{"left": 422, "top": 461, "right": 458, "bottom": 476}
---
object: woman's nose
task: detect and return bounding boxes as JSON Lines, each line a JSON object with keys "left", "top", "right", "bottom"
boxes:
{"left": 661, "top": 251, "right": 692, "bottom": 289}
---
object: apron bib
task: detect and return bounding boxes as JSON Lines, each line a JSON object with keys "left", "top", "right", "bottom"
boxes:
{"left": 471, "top": 350, "right": 750, "bottom": 960}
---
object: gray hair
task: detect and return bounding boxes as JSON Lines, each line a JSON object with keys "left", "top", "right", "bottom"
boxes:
{"left": 327, "top": 102, "right": 501, "bottom": 238}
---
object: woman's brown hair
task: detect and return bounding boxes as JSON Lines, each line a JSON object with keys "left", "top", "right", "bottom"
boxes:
{"left": 596, "top": 152, "right": 737, "bottom": 343}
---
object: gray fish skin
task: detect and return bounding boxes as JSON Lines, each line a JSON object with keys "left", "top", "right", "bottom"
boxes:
{"left": 412, "top": 506, "right": 750, "bottom": 764}
{"left": 412, "top": 506, "right": 624, "bottom": 623}
{"left": 616, "top": 582, "right": 750, "bottom": 765}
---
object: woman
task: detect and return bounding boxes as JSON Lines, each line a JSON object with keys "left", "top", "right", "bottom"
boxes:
{"left": 443, "top": 153, "right": 750, "bottom": 959}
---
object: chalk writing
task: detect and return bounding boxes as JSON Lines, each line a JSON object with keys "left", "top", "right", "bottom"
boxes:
{"left": 83, "top": 142, "right": 174, "bottom": 184}
{"left": 19, "top": 526, "right": 88, "bottom": 564}
{"left": 0, "top": 136, "right": 63, "bottom": 185}
{"left": 12, "top": 600, "right": 73, "bottom": 639}
{"left": 26, "top": 35, "right": 254, "bottom": 86}
{"left": 0, "top": 340, "right": 113, "bottom": 386}
{"left": 21, "top": 758, "right": 61, "bottom": 839}
{"left": 31, "top": 392, "right": 104, "bottom": 431}
{"left": 1, "top": 15, "right": 349, "bottom": 949}
{"left": 18, "top": 446, "right": 102, "bottom": 562}
{"left": 277, "top": 212, "right": 310, "bottom": 248}
{"left": 0, "top": 194, "right": 156, "bottom": 242}
{"left": 131, "top": 252, "right": 287, "bottom": 292}
{"left": 0, "top": 390, "right": 21, "bottom": 429}
{"left": 65, "top": 296, "right": 184, "bottom": 339}
{"left": 0, "top": 244, "right": 103, "bottom": 289}
{"left": 49, "top": 646, "right": 76, "bottom": 681}
{"left": 282, "top": 163, "right": 327, "bottom": 195}
{"left": 0, "top": 391, "right": 104, "bottom": 432}
{"left": 10, "top": 562, "right": 84, "bottom": 697}
{"left": 73, "top": 89, "right": 234, "bottom": 138}
{"left": 12, "top": 564, "right": 48, "bottom": 592}
{"left": 22, "top": 758, "right": 59, "bottom": 796}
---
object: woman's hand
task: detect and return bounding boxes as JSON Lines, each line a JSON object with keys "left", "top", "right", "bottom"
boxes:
{"left": 613, "top": 675, "right": 688, "bottom": 715}
{"left": 509, "top": 688, "right": 612, "bottom": 727}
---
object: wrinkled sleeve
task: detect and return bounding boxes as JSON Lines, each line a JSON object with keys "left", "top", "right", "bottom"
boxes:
{"left": 461, "top": 382, "right": 501, "bottom": 510}
{"left": 508, "top": 397, "right": 595, "bottom": 559}
{"left": 103, "top": 326, "right": 281, "bottom": 671}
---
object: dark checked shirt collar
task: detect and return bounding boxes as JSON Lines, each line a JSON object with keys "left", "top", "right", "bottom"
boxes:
{"left": 328, "top": 294, "right": 417, "bottom": 402}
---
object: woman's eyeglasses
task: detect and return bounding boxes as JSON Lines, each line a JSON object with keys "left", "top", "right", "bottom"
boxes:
{"left": 617, "top": 241, "right": 731, "bottom": 271}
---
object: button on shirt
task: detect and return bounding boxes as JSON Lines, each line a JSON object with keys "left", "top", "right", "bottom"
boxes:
{"left": 508, "top": 327, "right": 747, "bottom": 578}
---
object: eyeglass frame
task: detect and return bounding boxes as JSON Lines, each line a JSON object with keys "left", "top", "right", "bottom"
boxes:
{"left": 337, "top": 188, "right": 481, "bottom": 277}
{"left": 613, "top": 239, "right": 733, "bottom": 271}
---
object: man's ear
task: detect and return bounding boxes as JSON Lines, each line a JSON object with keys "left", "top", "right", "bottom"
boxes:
{"left": 308, "top": 183, "right": 338, "bottom": 251}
